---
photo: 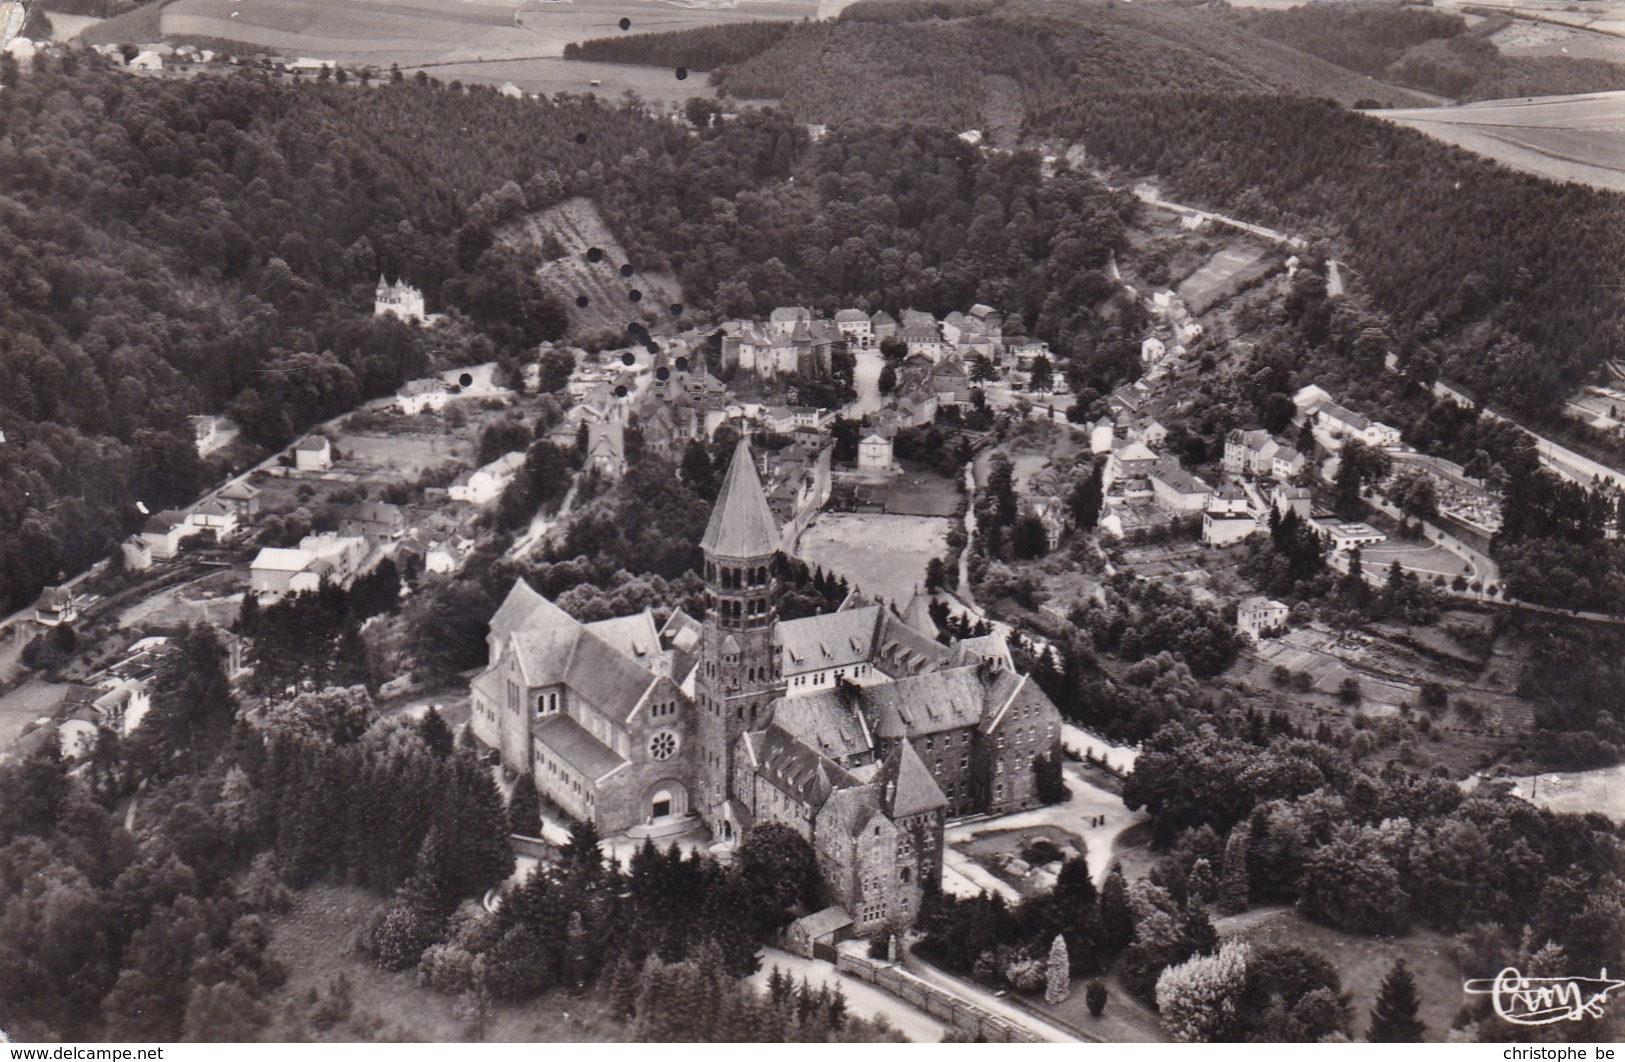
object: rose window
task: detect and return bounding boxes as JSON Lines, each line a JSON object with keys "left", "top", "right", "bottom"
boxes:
{"left": 649, "top": 730, "right": 679, "bottom": 761}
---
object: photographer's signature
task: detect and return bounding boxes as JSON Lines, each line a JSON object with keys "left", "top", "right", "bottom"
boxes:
{"left": 1465, "top": 968, "right": 1625, "bottom": 1025}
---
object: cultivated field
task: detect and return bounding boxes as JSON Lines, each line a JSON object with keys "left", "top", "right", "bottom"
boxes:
{"left": 158, "top": 0, "right": 816, "bottom": 66}
{"left": 1176, "top": 243, "right": 1274, "bottom": 315}
{"left": 402, "top": 55, "right": 713, "bottom": 106}
{"left": 795, "top": 512, "right": 950, "bottom": 608}
{"left": 1375, "top": 91, "right": 1625, "bottom": 192}
{"left": 500, "top": 197, "right": 685, "bottom": 340}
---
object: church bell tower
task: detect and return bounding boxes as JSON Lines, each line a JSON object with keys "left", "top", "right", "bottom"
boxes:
{"left": 694, "top": 438, "right": 783, "bottom": 829}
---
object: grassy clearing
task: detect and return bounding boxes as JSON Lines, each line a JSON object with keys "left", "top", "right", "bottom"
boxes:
{"left": 1220, "top": 907, "right": 1465, "bottom": 1043}
{"left": 266, "top": 884, "right": 624, "bottom": 1041}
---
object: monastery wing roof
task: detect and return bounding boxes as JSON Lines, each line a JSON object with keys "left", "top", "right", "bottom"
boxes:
{"left": 532, "top": 713, "right": 627, "bottom": 783}
{"left": 584, "top": 610, "right": 661, "bottom": 667}
{"left": 778, "top": 606, "right": 881, "bottom": 674}
{"left": 872, "top": 610, "right": 952, "bottom": 678}
{"left": 756, "top": 725, "right": 856, "bottom": 809}
{"left": 700, "top": 439, "right": 780, "bottom": 558}
{"left": 980, "top": 672, "right": 1053, "bottom": 733}
{"left": 771, "top": 691, "right": 872, "bottom": 762}
{"left": 858, "top": 665, "right": 990, "bottom": 738}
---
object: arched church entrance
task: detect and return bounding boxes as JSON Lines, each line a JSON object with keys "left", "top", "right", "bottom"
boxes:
{"left": 645, "top": 779, "right": 689, "bottom": 821}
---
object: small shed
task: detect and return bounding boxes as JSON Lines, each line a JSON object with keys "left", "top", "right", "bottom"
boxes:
{"left": 785, "top": 906, "right": 854, "bottom": 959}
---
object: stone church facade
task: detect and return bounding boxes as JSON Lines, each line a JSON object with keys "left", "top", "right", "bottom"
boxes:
{"left": 470, "top": 439, "right": 1065, "bottom": 933}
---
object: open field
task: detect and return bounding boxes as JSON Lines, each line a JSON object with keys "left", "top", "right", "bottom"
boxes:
{"left": 1491, "top": 17, "right": 1625, "bottom": 62}
{"left": 1375, "top": 91, "right": 1625, "bottom": 192}
{"left": 1220, "top": 907, "right": 1464, "bottom": 1042}
{"left": 1506, "top": 762, "right": 1625, "bottom": 820}
{"left": 158, "top": 0, "right": 816, "bottom": 66}
{"left": 45, "top": 12, "right": 102, "bottom": 41}
{"left": 402, "top": 55, "right": 711, "bottom": 107}
{"left": 795, "top": 512, "right": 949, "bottom": 608}
{"left": 500, "top": 197, "right": 684, "bottom": 340}
{"left": 79, "top": 0, "right": 171, "bottom": 46}
{"left": 1358, "top": 539, "right": 1472, "bottom": 582}
{"left": 0, "top": 679, "right": 68, "bottom": 758}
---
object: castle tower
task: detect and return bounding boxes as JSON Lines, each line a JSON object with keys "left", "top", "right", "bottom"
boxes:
{"left": 695, "top": 437, "right": 783, "bottom": 834}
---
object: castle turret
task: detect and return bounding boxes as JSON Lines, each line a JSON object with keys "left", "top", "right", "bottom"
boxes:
{"left": 695, "top": 438, "right": 783, "bottom": 830}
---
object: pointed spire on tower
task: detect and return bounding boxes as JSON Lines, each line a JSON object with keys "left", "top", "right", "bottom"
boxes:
{"left": 701, "top": 437, "right": 780, "bottom": 558}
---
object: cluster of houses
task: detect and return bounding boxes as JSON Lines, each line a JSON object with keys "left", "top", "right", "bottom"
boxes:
{"left": 121, "top": 479, "right": 263, "bottom": 571}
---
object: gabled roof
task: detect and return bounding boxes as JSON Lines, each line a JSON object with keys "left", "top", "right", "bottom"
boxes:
{"left": 1114, "top": 441, "right": 1158, "bottom": 463}
{"left": 791, "top": 906, "right": 854, "bottom": 938}
{"left": 818, "top": 784, "right": 884, "bottom": 839}
{"left": 489, "top": 578, "right": 573, "bottom": 644}
{"left": 584, "top": 609, "right": 660, "bottom": 666}
{"left": 881, "top": 741, "right": 947, "bottom": 817}
{"left": 251, "top": 547, "right": 313, "bottom": 573}
{"left": 294, "top": 436, "right": 330, "bottom": 452}
{"left": 532, "top": 713, "right": 627, "bottom": 783}
{"left": 143, "top": 510, "right": 188, "bottom": 534}
{"left": 700, "top": 438, "right": 780, "bottom": 559}
{"left": 508, "top": 624, "right": 658, "bottom": 724}
{"left": 834, "top": 309, "right": 868, "bottom": 323}
{"left": 218, "top": 481, "right": 260, "bottom": 501}
{"left": 779, "top": 606, "right": 883, "bottom": 675}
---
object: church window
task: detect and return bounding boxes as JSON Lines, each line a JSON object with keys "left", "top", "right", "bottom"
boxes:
{"left": 649, "top": 729, "right": 680, "bottom": 760}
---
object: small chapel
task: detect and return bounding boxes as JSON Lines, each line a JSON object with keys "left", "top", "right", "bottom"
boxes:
{"left": 470, "top": 439, "right": 1065, "bottom": 932}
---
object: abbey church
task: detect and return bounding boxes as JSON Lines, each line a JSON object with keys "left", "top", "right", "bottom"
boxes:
{"left": 470, "top": 440, "right": 1064, "bottom": 932}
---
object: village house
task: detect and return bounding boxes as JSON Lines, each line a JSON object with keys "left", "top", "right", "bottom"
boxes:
{"left": 1300, "top": 392, "right": 1401, "bottom": 450}
{"left": 1105, "top": 440, "right": 1160, "bottom": 492}
{"left": 93, "top": 678, "right": 150, "bottom": 735}
{"left": 1273, "top": 484, "right": 1314, "bottom": 521}
{"left": 449, "top": 451, "right": 526, "bottom": 505}
{"left": 1202, "top": 484, "right": 1258, "bottom": 547}
{"left": 33, "top": 586, "right": 78, "bottom": 627}
{"left": 586, "top": 421, "right": 628, "bottom": 481}
{"left": 189, "top": 415, "right": 224, "bottom": 455}
{"left": 216, "top": 480, "right": 262, "bottom": 520}
{"left": 769, "top": 306, "right": 813, "bottom": 338}
{"left": 858, "top": 434, "right": 896, "bottom": 475}
{"left": 900, "top": 322, "right": 945, "bottom": 363}
{"left": 120, "top": 536, "right": 153, "bottom": 572}
{"left": 187, "top": 499, "right": 238, "bottom": 540}
{"left": 293, "top": 435, "right": 333, "bottom": 472}
{"left": 1030, "top": 496, "right": 1070, "bottom": 551}
{"left": 870, "top": 311, "right": 899, "bottom": 345}
{"left": 1237, "top": 596, "right": 1290, "bottom": 639}
{"left": 930, "top": 356, "right": 972, "bottom": 407}
{"left": 834, "top": 309, "right": 873, "bottom": 348}
{"left": 375, "top": 276, "right": 426, "bottom": 322}
{"left": 140, "top": 510, "right": 198, "bottom": 559}
{"left": 1150, "top": 461, "right": 1213, "bottom": 514}
{"left": 1272, "top": 446, "right": 1307, "bottom": 480}
{"left": 339, "top": 501, "right": 406, "bottom": 542}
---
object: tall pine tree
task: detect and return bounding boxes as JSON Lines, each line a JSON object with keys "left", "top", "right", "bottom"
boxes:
{"left": 1368, "top": 959, "right": 1425, "bottom": 1042}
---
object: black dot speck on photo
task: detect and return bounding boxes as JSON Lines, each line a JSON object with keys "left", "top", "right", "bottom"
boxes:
{"left": 619, "top": 17, "right": 630, "bottom": 29}
{"left": 614, "top": 385, "right": 628, "bottom": 398}
{"left": 459, "top": 373, "right": 473, "bottom": 388}
{"left": 656, "top": 367, "right": 671, "bottom": 381}
{"left": 675, "top": 357, "right": 689, "bottom": 372}
{"left": 575, "top": 295, "right": 589, "bottom": 308}
{"left": 629, "top": 322, "right": 648, "bottom": 338}
{"left": 574, "top": 132, "right": 588, "bottom": 145}
{"left": 619, "top": 263, "right": 634, "bottom": 278}
{"left": 675, "top": 67, "right": 688, "bottom": 81}
{"left": 621, "top": 352, "right": 636, "bottom": 366}
{"left": 628, "top": 289, "right": 642, "bottom": 303}
{"left": 669, "top": 303, "right": 684, "bottom": 316}
{"left": 586, "top": 247, "right": 603, "bottom": 263}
